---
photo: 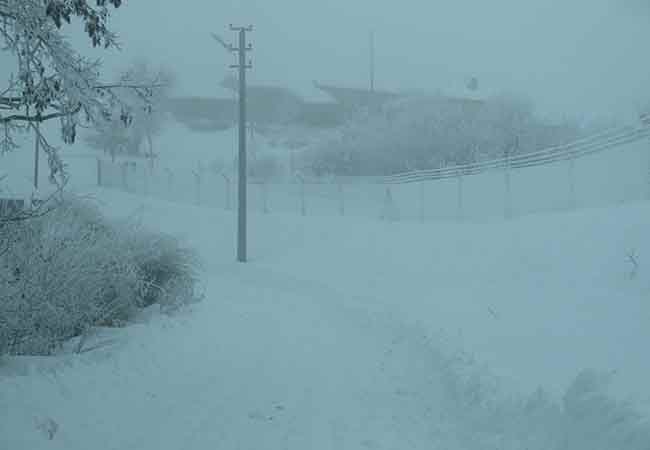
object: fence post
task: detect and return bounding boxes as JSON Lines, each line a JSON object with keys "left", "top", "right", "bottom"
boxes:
{"left": 418, "top": 181, "right": 425, "bottom": 222}
{"left": 96, "top": 158, "right": 102, "bottom": 187}
{"left": 646, "top": 139, "right": 650, "bottom": 200}
{"left": 131, "top": 162, "right": 137, "bottom": 193}
{"left": 504, "top": 149, "right": 512, "bottom": 219}
{"left": 296, "top": 173, "right": 306, "bottom": 216}
{"left": 142, "top": 165, "right": 149, "bottom": 196}
{"left": 456, "top": 167, "right": 464, "bottom": 221}
{"left": 645, "top": 131, "right": 650, "bottom": 200}
{"left": 568, "top": 153, "right": 576, "bottom": 210}
{"left": 165, "top": 168, "right": 173, "bottom": 199}
{"left": 120, "top": 162, "right": 128, "bottom": 192}
{"left": 380, "top": 185, "right": 399, "bottom": 221}
{"left": 192, "top": 165, "right": 203, "bottom": 205}
{"left": 261, "top": 182, "right": 269, "bottom": 214}
{"left": 193, "top": 171, "right": 201, "bottom": 205}
{"left": 221, "top": 174, "right": 232, "bottom": 211}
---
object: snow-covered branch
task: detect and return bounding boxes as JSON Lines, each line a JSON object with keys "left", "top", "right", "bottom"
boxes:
{"left": 0, "top": 105, "right": 82, "bottom": 124}
{"left": 0, "top": 0, "right": 163, "bottom": 182}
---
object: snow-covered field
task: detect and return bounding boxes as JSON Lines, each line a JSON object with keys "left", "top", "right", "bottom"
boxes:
{"left": 2, "top": 183, "right": 650, "bottom": 448}
{"left": 2, "top": 124, "right": 650, "bottom": 449}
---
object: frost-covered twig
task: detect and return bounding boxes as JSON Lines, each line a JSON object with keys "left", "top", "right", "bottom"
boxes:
{"left": 626, "top": 250, "right": 639, "bottom": 279}
{"left": 0, "top": 0, "right": 165, "bottom": 182}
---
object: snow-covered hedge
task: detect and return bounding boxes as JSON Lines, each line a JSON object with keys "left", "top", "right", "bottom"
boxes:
{"left": 0, "top": 197, "right": 201, "bottom": 356}
{"left": 440, "top": 352, "right": 650, "bottom": 450}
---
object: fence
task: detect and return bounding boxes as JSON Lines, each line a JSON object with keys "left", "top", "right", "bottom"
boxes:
{"left": 381, "top": 121, "right": 650, "bottom": 221}
{"left": 96, "top": 120, "right": 650, "bottom": 222}
{"left": 96, "top": 159, "right": 386, "bottom": 219}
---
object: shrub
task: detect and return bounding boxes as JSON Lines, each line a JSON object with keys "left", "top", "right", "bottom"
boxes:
{"left": 306, "top": 93, "right": 587, "bottom": 176}
{"left": 0, "top": 196, "right": 200, "bottom": 356}
{"left": 562, "top": 369, "right": 650, "bottom": 450}
{"left": 438, "top": 351, "right": 650, "bottom": 450}
{"left": 127, "top": 229, "right": 201, "bottom": 312}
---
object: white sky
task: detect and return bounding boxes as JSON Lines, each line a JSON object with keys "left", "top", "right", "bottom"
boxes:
{"left": 4, "top": 0, "right": 650, "bottom": 119}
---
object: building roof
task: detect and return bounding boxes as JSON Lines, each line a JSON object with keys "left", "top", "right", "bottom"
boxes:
{"left": 313, "top": 82, "right": 401, "bottom": 108}
{"left": 220, "top": 75, "right": 304, "bottom": 103}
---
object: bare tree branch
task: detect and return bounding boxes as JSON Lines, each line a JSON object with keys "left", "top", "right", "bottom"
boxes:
{"left": 0, "top": 0, "right": 162, "bottom": 182}
{"left": 0, "top": 104, "right": 81, "bottom": 124}
{"left": 94, "top": 82, "right": 168, "bottom": 91}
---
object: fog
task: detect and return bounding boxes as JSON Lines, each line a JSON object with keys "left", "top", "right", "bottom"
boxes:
{"left": 3, "top": 2, "right": 650, "bottom": 449}
{"left": 77, "top": 0, "right": 650, "bottom": 119}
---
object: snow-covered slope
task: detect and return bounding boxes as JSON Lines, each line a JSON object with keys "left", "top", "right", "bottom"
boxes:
{"left": 2, "top": 184, "right": 649, "bottom": 449}
{"left": 2, "top": 117, "right": 650, "bottom": 448}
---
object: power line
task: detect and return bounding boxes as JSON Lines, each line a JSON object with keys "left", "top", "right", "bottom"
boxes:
{"left": 383, "top": 123, "right": 650, "bottom": 184}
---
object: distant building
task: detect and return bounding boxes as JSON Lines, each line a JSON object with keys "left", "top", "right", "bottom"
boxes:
{"left": 166, "top": 97, "right": 235, "bottom": 131}
{"left": 219, "top": 75, "right": 307, "bottom": 125}
{"left": 165, "top": 78, "right": 484, "bottom": 131}
{"left": 295, "top": 101, "right": 346, "bottom": 128}
{"left": 312, "top": 82, "right": 401, "bottom": 111}
{"left": 166, "top": 93, "right": 344, "bottom": 131}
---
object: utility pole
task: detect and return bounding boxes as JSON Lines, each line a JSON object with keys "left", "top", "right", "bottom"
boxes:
{"left": 227, "top": 25, "right": 253, "bottom": 262}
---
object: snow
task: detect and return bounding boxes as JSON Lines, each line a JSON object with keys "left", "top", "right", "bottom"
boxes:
{"left": 82, "top": 121, "right": 650, "bottom": 223}
{"left": 2, "top": 182, "right": 650, "bottom": 448}
{"left": 2, "top": 123, "right": 650, "bottom": 448}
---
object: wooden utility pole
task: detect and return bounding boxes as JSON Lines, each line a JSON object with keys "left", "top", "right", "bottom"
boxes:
{"left": 227, "top": 25, "right": 253, "bottom": 263}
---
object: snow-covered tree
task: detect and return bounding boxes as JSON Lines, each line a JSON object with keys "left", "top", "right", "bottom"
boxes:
{"left": 84, "top": 60, "right": 174, "bottom": 166}
{"left": 306, "top": 93, "right": 586, "bottom": 176}
{"left": 0, "top": 0, "right": 162, "bottom": 183}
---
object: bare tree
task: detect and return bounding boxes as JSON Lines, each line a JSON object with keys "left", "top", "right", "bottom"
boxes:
{"left": 85, "top": 60, "right": 174, "bottom": 167}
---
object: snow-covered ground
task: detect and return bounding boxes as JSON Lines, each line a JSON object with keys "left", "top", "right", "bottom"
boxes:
{"left": 2, "top": 122, "right": 650, "bottom": 449}
{"left": 2, "top": 184, "right": 650, "bottom": 449}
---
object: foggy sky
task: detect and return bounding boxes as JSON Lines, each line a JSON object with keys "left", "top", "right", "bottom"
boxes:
{"left": 6, "top": 0, "right": 650, "bottom": 120}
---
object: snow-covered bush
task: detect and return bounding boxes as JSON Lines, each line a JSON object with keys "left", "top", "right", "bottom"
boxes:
{"left": 0, "top": 197, "right": 200, "bottom": 356}
{"left": 438, "top": 353, "right": 650, "bottom": 450}
{"left": 306, "top": 93, "right": 586, "bottom": 176}
{"left": 562, "top": 369, "right": 650, "bottom": 450}
{"left": 84, "top": 60, "right": 175, "bottom": 165}
{"left": 127, "top": 230, "right": 201, "bottom": 313}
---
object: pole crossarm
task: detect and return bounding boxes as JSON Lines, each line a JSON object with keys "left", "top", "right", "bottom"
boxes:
{"left": 229, "top": 24, "right": 254, "bottom": 32}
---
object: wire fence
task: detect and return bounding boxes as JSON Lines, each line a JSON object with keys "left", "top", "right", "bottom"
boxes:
{"left": 383, "top": 124, "right": 650, "bottom": 183}
{"left": 96, "top": 159, "right": 386, "bottom": 219}
{"left": 96, "top": 120, "right": 650, "bottom": 222}
{"left": 380, "top": 120, "right": 650, "bottom": 221}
